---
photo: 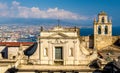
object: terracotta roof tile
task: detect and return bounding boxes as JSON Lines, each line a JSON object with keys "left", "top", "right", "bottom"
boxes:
{"left": 0, "top": 42, "right": 34, "bottom": 47}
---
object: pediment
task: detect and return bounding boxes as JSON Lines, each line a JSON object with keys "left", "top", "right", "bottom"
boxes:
{"left": 48, "top": 33, "right": 69, "bottom": 38}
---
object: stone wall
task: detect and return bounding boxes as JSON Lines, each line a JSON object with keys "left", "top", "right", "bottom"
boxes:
{"left": 94, "top": 35, "right": 120, "bottom": 50}
{"left": 94, "top": 35, "right": 112, "bottom": 50}
{"left": 80, "top": 36, "right": 94, "bottom": 49}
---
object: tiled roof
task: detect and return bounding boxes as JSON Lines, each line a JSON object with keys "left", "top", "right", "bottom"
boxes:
{"left": 0, "top": 42, "right": 34, "bottom": 47}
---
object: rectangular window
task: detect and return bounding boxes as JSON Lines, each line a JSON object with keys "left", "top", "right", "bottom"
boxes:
{"left": 55, "top": 47, "right": 63, "bottom": 59}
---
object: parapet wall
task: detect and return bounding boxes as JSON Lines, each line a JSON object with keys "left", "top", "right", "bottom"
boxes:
{"left": 95, "top": 35, "right": 120, "bottom": 50}
{"left": 80, "top": 35, "right": 120, "bottom": 50}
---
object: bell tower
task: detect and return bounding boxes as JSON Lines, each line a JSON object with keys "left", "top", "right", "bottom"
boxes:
{"left": 94, "top": 11, "right": 112, "bottom": 50}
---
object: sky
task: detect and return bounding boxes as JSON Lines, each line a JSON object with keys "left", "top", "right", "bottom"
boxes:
{"left": 0, "top": 0, "right": 120, "bottom": 27}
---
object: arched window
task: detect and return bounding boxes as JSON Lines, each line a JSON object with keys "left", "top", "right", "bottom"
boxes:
{"left": 102, "top": 17, "right": 105, "bottom": 23}
{"left": 69, "top": 48, "right": 73, "bottom": 56}
{"left": 44, "top": 48, "right": 48, "bottom": 56}
{"left": 105, "top": 26, "right": 108, "bottom": 34}
{"left": 98, "top": 26, "right": 101, "bottom": 34}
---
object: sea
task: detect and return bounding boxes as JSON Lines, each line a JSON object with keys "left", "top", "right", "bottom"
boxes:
{"left": 80, "top": 26, "right": 120, "bottom": 36}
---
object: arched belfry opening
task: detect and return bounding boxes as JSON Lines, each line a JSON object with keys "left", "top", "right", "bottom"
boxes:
{"left": 94, "top": 11, "right": 112, "bottom": 36}
{"left": 105, "top": 26, "right": 108, "bottom": 34}
{"left": 98, "top": 26, "right": 101, "bottom": 34}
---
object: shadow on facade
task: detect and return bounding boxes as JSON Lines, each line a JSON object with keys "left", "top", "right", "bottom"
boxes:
{"left": 92, "top": 60, "right": 120, "bottom": 73}
{"left": 24, "top": 42, "right": 38, "bottom": 56}
{"left": 24, "top": 42, "right": 37, "bottom": 63}
{"left": 114, "top": 39, "right": 120, "bottom": 47}
{"left": 89, "top": 59, "right": 101, "bottom": 69}
{"left": 5, "top": 67, "right": 18, "bottom": 73}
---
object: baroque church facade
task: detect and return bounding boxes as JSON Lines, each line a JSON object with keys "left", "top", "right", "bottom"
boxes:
{"left": 0, "top": 12, "right": 120, "bottom": 73}
{"left": 31, "top": 25, "right": 97, "bottom": 65}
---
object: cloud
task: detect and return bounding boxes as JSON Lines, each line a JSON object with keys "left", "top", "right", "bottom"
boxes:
{"left": 12, "top": 1, "right": 20, "bottom": 6}
{"left": 0, "top": 3, "right": 7, "bottom": 9}
{"left": 0, "top": 1, "right": 89, "bottom": 20}
{"left": 0, "top": 3, "right": 8, "bottom": 17}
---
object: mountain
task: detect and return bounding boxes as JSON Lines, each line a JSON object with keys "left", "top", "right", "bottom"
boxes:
{"left": 0, "top": 18, "right": 92, "bottom": 27}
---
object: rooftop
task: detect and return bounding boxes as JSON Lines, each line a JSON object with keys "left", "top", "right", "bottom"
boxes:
{"left": 0, "top": 42, "right": 34, "bottom": 47}
{"left": 42, "top": 26, "right": 80, "bottom": 32}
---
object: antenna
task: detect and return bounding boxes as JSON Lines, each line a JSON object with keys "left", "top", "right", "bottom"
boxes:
{"left": 57, "top": 19, "right": 60, "bottom": 27}
{"left": 40, "top": 26, "right": 43, "bottom": 31}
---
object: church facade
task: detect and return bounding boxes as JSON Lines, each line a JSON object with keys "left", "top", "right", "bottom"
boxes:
{"left": 34, "top": 26, "right": 97, "bottom": 65}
